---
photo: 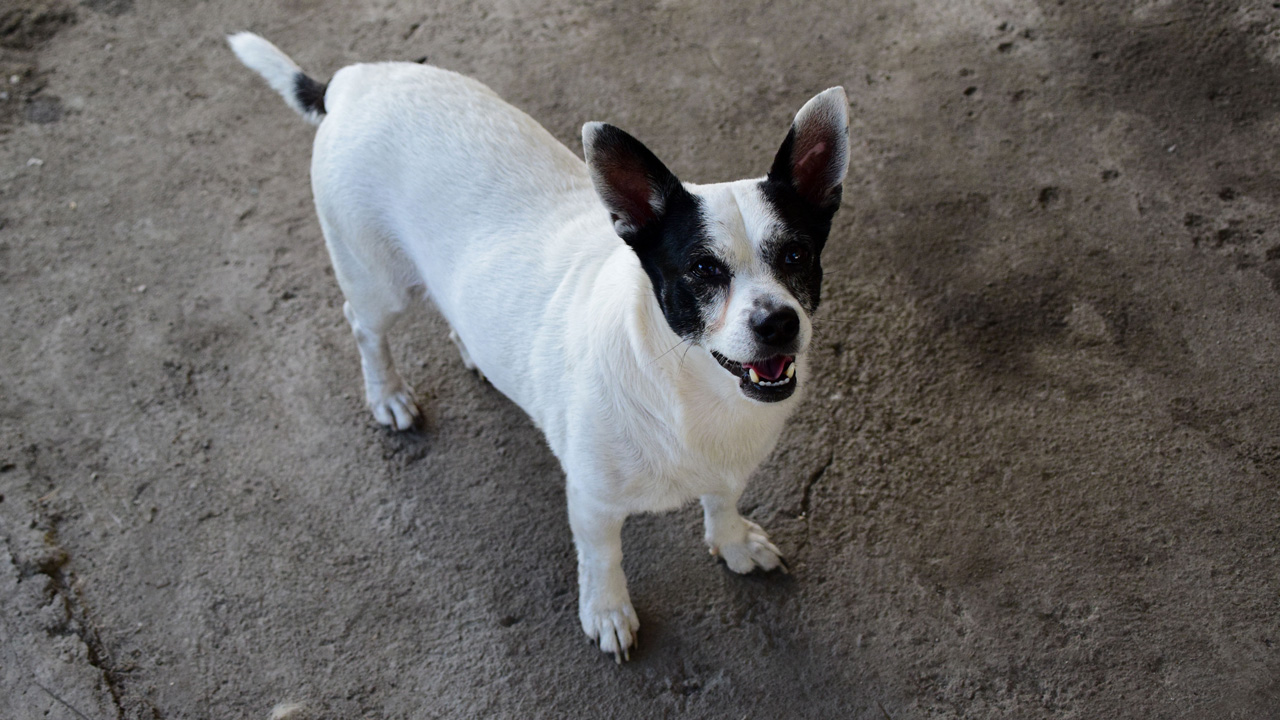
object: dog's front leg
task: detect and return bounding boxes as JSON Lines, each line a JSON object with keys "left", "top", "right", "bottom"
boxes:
{"left": 567, "top": 484, "right": 638, "bottom": 662}
{"left": 702, "top": 490, "right": 787, "bottom": 574}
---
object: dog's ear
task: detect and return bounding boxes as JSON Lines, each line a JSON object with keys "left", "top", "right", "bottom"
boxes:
{"left": 768, "top": 87, "right": 850, "bottom": 210}
{"left": 583, "top": 122, "right": 683, "bottom": 240}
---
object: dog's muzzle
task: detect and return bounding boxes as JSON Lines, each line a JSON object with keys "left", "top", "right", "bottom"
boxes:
{"left": 711, "top": 350, "right": 798, "bottom": 402}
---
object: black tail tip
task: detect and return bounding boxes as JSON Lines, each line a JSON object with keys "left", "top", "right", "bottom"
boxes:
{"left": 294, "top": 73, "right": 327, "bottom": 116}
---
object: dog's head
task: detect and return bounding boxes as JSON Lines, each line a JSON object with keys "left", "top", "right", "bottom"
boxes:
{"left": 583, "top": 88, "right": 849, "bottom": 403}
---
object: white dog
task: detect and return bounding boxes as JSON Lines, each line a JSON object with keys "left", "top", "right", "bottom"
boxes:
{"left": 229, "top": 32, "right": 849, "bottom": 661}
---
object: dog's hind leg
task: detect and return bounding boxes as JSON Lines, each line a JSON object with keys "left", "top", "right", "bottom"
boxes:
{"left": 448, "top": 328, "right": 485, "bottom": 382}
{"left": 320, "top": 216, "right": 423, "bottom": 431}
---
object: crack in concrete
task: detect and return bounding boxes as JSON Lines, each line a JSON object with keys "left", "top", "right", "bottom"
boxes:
{"left": 794, "top": 449, "right": 835, "bottom": 559}
{"left": 43, "top": 560, "right": 127, "bottom": 718}
{"left": 33, "top": 510, "right": 154, "bottom": 720}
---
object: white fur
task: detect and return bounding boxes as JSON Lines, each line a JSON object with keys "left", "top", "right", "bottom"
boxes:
{"left": 231, "top": 33, "right": 847, "bottom": 661}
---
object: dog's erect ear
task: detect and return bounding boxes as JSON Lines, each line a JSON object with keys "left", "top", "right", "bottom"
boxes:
{"left": 768, "top": 87, "right": 850, "bottom": 210}
{"left": 583, "top": 122, "right": 682, "bottom": 240}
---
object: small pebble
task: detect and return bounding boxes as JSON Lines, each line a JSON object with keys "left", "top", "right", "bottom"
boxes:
{"left": 26, "top": 158, "right": 43, "bottom": 167}
{"left": 9, "top": 75, "right": 19, "bottom": 85}
{"left": 134, "top": 284, "right": 147, "bottom": 293}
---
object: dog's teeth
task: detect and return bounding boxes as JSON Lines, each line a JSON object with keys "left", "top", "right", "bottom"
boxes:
{"left": 749, "top": 368, "right": 760, "bottom": 384}
{"left": 785, "top": 362, "right": 795, "bottom": 379}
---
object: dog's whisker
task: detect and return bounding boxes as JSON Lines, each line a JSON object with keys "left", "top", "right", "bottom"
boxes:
{"left": 677, "top": 340, "right": 696, "bottom": 369}
{"left": 652, "top": 338, "right": 692, "bottom": 365}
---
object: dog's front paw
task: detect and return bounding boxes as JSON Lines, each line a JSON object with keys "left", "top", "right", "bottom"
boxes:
{"left": 580, "top": 597, "right": 639, "bottom": 663}
{"left": 369, "top": 387, "right": 421, "bottom": 430}
{"left": 710, "top": 518, "right": 787, "bottom": 574}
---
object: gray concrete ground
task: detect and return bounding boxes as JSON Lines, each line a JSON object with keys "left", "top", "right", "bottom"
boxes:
{"left": 2, "top": 1, "right": 1279, "bottom": 718}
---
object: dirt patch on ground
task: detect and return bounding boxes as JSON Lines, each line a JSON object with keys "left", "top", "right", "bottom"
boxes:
{"left": 0, "top": 1, "right": 74, "bottom": 133}
{"left": 0, "top": 2, "right": 76, "bottom": 51}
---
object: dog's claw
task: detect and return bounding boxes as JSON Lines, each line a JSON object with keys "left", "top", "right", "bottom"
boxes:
{"left": 370, "top": 388, "right": 421, "bottom": 431}
{"left": 716, "top": 518, "right": 786, "bottom": 574}
{"left": 581, "top": 601, "right": 639, "bottom": 663}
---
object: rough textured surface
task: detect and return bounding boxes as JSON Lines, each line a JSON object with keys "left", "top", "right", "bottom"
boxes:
{"left": 2, "top": 1, "right": 1278, "bottom": 718}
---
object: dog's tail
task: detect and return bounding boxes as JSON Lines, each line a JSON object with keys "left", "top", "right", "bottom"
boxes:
{"left": 228, "top": 32, "right": 327, "bottom": 126}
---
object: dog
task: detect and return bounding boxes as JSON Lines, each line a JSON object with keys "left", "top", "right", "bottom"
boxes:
{"left": 229, "top": 32, "right": 849, "bottom": 661}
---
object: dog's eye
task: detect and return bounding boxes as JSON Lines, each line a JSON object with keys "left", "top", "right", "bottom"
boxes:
{"left": 783, "top": 244, "right": 811, "bottom": 266}
{"left": 690, "top": 258, "right": 727, "bottom": 281}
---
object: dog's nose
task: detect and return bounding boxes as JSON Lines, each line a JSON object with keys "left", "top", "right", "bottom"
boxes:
{"left": 750, "top": 306, "right": 800, "bottom": 348}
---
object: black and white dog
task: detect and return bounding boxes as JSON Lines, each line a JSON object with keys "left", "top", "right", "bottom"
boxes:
{"left": 230, "top": 33, "right": 849, "bottom": 661}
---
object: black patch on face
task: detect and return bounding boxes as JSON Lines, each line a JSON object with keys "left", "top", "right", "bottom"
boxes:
{"left": 762, "top": 231, "right": 823, "bottom": 313}
{"left": 585, "top": 123, "right": 727, "bottom": 339}
{"left": 759, "top": 178, "right": 838, "bottom": 313}
{"left": 624, "top": 188, "right": 724, "bottom": 340}
{"left": 293, "top": 72, "right": 327, "bottom": 116}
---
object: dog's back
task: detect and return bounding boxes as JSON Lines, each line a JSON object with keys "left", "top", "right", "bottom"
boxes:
{"left": 313, "top": 61, "right": 626, "bottom": 404}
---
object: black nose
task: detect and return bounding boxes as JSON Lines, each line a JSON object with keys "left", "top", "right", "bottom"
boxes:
{"left": 750, "top": 306, "right": 800, "bottom": 348}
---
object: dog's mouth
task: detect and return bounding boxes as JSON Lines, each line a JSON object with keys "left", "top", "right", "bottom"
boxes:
{"left": 710, "top": 351, "right": 798, "bottom": 403}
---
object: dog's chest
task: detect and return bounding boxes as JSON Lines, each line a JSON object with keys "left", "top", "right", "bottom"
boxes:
{"left": 590, "top": 384, "right": 791, "bottom": 512}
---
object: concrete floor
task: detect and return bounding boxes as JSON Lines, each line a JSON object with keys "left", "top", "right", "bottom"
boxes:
{"left": 2, "top": 1, "right": 1278, "bottom": 718}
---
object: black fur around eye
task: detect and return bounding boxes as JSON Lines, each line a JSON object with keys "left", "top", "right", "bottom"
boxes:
{"left": 690, "top": 257, "right": 728, "bottom": 281}
{"left": 783, "top": 244, "right": 811, "bottom": 266}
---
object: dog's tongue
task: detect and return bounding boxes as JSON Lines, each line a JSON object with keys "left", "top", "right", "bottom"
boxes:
{"left": 744, "top": 355, "right": 792, "bottom": 382}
